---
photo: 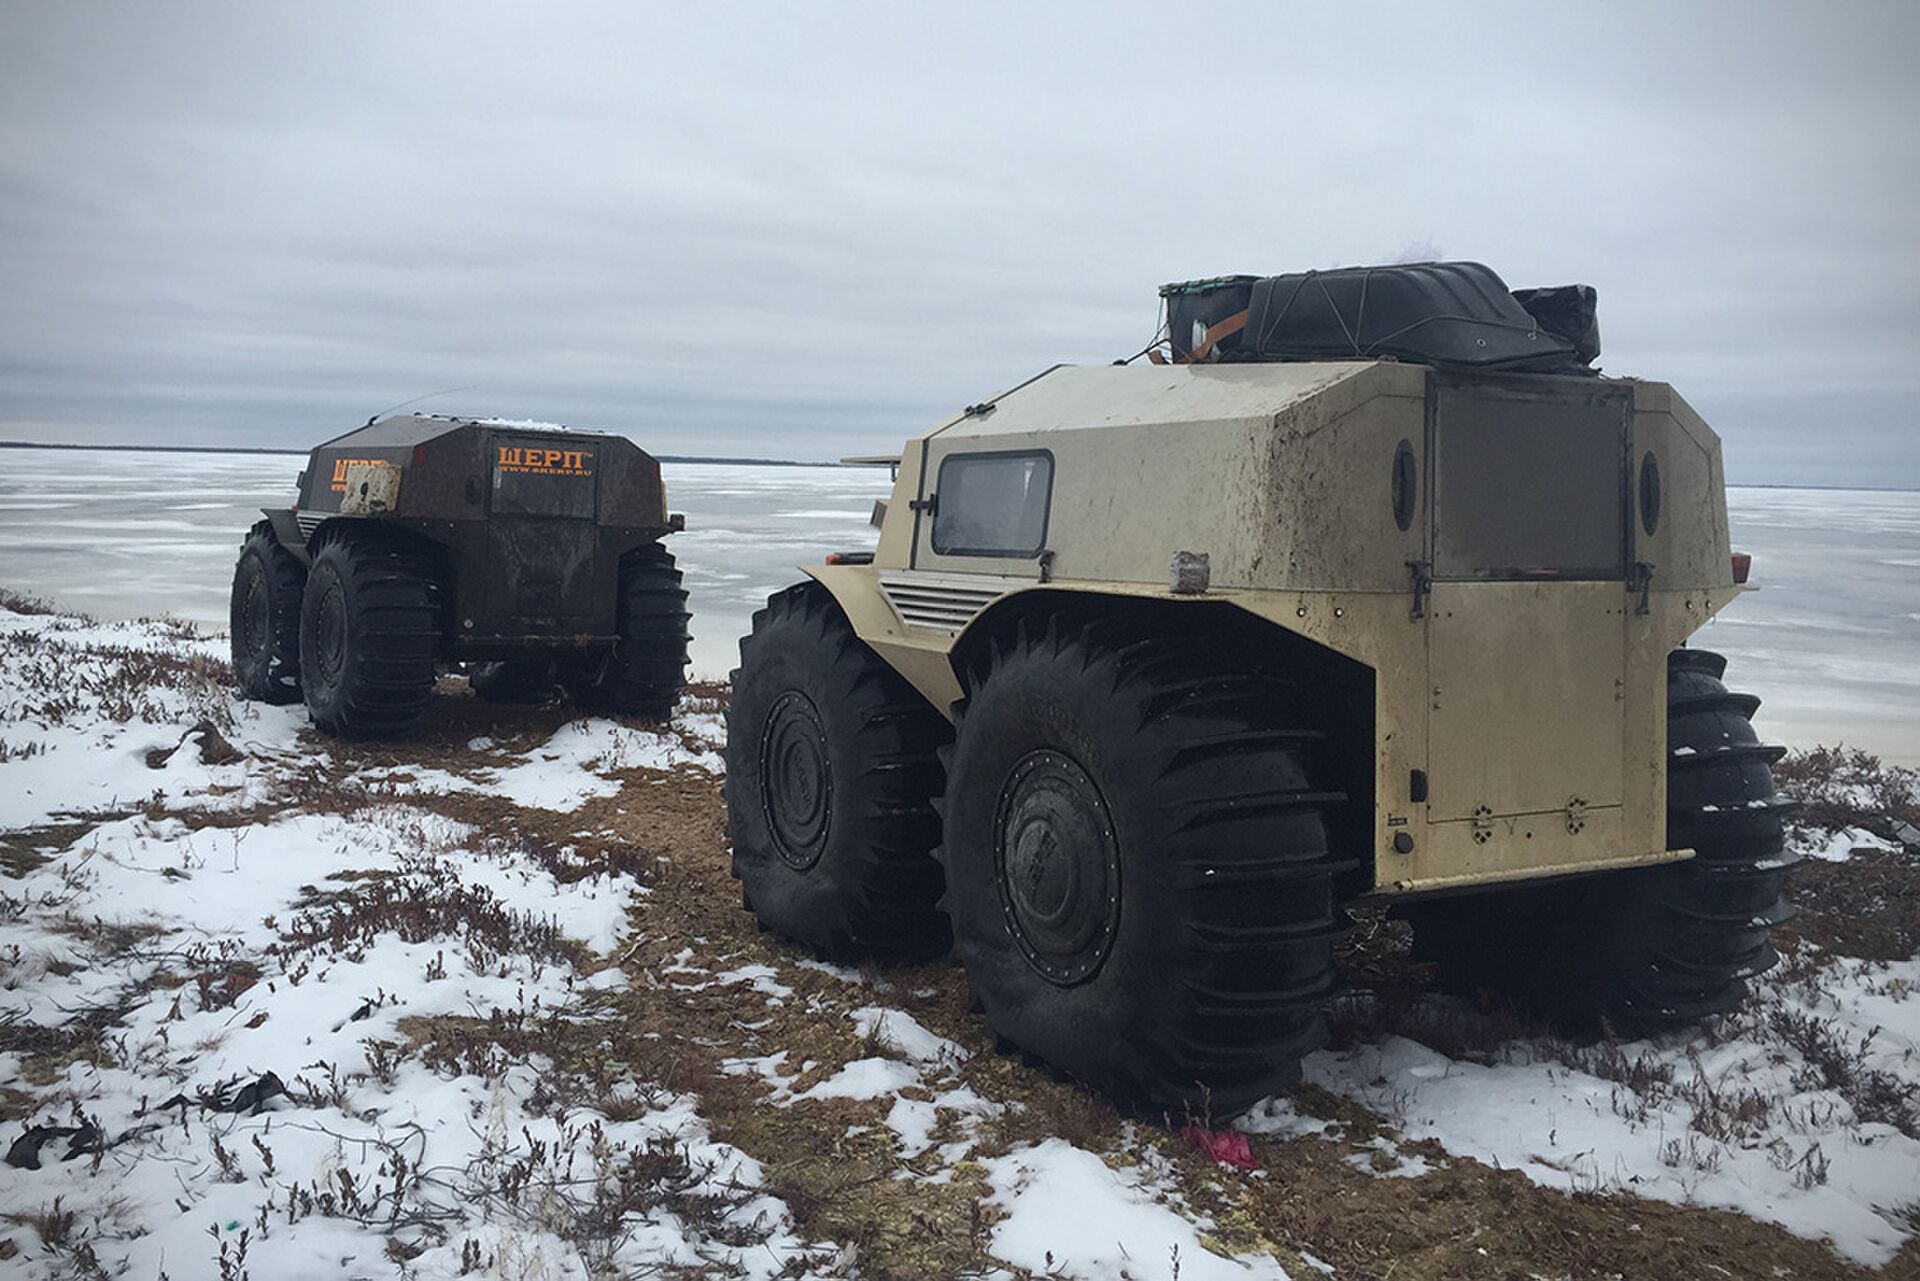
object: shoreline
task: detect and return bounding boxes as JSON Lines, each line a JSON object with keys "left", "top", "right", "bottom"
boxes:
{"left": 0, "top": 440, "right": 836, "bottom": 468}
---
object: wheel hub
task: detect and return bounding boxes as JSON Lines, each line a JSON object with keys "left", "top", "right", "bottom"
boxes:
{"left": 761, "top": 690, "right": 832, "bottom": 870}
{"left": 314, "top": 582, "right": 347, "bottom": 684}
{"left": 994, "top": 749, "right": 1120, "bottom": 985}
{"left": 241, "top": 576, "right": 270, "bottom": 658}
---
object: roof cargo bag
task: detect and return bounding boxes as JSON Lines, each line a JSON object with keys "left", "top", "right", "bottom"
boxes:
{"left": 1160, "top": 261, "right": 1599, "bottom": 375}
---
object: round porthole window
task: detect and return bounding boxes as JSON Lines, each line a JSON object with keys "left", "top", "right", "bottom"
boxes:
{"left": 1639, "top": 451, "right": 1661, "bottom": 535}
{"left": 1391, "top": 439, "right": 1417, "bottom": 531}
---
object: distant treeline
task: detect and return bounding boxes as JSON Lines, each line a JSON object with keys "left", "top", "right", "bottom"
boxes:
{"left": 0, "top": 441, "right": 836, "bottom": 467}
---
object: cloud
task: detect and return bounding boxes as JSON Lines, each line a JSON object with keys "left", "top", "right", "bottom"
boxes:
{"left": 0, "top": 2, "right": 1915, "bottom": 482}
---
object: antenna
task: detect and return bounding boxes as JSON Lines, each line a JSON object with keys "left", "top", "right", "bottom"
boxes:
{"left": 365, "top": 385, "right": 478, "bottom": 426}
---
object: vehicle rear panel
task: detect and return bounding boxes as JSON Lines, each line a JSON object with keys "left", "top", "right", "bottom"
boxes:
{"left": 816, "top": 361, "right": 1740, "bottom": 895}
{"left": 290, "top": 416, "right": 672, "bottom": 652}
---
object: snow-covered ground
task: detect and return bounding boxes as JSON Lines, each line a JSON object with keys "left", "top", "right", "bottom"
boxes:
{"left": 1247, "top": 952, "right": 1920, "bottom": 1267}
{"left": 0, "top": 608, "right": 831, "bottom": 1278}
{"left": 2, "top": 602, "right": 1918, "bottom": 1279}
{"left": 0, "top": 445, "right": 1916, "bottom": 763}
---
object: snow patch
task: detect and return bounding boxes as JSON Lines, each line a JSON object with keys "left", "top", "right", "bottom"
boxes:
{"left": 984, "top": 1139, "right": 1291, "bottom": 1280}
{"left": 850, "top": 1005, "right": 968, "bottom": 1066}
{"left": 1269, "top": 956, "right": 1920, "bottom": 1267}
{"left": 797, "top": 1056, "right": 921, "bottom": 1102}
{"left": 1806, "top": 825, "right": 1900, "bottom": 861}
{"left": 353, "top": 718, "right": 719, "bottom": 812}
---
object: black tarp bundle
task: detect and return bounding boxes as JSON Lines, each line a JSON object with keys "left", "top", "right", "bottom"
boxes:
{"left": 1160, "top": 261, "right": 1600, "bottom": 375}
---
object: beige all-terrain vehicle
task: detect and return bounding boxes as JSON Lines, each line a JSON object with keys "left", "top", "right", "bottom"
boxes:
{"left": 725, "top": 262, "right": 1791, "bottom": 1116}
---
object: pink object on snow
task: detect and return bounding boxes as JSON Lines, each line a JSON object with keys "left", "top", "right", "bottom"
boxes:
{"left": 1181, "top": 1125, "right": 1258, "bottom": 1170}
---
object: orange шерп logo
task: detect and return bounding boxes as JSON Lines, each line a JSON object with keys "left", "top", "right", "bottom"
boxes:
{"left": 329, "top": 458, "right": 392, "bottom": 492}
{"left": 497, "top": 446, "right": 594, "bottom": 477}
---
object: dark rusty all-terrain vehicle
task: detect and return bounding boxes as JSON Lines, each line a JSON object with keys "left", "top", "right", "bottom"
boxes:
{"left": 229, "top": 414, "right": 690, "bottom": 737}
{"left": 727, "top": 262, "right": 1792, "bottom": 1116}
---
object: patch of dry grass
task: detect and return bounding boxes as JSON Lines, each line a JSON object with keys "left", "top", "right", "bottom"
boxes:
{"left": 1784, "top": 849, "right": 1920, "bottom": 961}
{"left": 0, "top": 587, "right": 59, "bottom": 616}
{"left": 274, "top": 863, "right": 587, "bottom": 976}
{"left": 1768, "top": 998, "right": 1919, "bottom": 1138}
{"left": 0, "top": 1195, "right": 114, "bottom": 1279}
{"left": 1776, "top": 745, "right": 1920, "bottom": 848}
{"left": 0, "top": 818, "right": 116, "bottom": 879}
{"left": 0, "top": 623, "right": 233, "bottom": 729}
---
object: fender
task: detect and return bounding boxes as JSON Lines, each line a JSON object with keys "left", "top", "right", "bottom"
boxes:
{"left": 801, "top": 562, "right": 1378, "bottom": 722}
{"left": 261, "top": 507, "right": 311, "bottom": 566}
{"left": 802, "top": 563, "right": 966, "bottom": 716}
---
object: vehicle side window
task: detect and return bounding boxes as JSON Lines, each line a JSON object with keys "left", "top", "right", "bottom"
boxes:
{"left": 932, "top": 452, "right": 1054, "bottom": 557}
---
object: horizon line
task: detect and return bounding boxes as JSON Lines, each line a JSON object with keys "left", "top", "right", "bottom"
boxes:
{"left": 0, "top": 438, "right": 1913, "bottom": 492}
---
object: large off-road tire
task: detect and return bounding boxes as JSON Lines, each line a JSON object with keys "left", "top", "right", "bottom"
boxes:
{"left": 1407, "top": 648, "right": 1793, "bottom": 1028}
{"left": 567, "top": 543, "right": 690, "bottom": 719}
{"left": 230, "top": 522, "right": 306, "bottom": 704}
{"left": 468, "top": 660, "right": 557, "bottom": 704}
{"left": 1646, "top": 648, "right": 1796, "bottom": 1017}
{"left": 298, "top": 532, "right": 441, "bottom": 738}
{"left": 941, "top": 611, "right": 1348, "bottom": 1118}
{"left": 724, "top": 582, "right": 950, "bottom": 961}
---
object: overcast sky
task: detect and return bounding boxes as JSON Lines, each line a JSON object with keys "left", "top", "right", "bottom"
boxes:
{"left": 1, "top": 3, "right": 1915, "bottom": 484}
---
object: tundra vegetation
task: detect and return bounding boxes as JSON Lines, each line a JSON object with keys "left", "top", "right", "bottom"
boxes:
{"left": 0, "top": 595, "right": 1916, "bottom": 1280}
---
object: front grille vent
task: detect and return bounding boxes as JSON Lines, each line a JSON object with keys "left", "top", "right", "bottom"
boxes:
{"left": 877, "top": 573, "right": 1011, "bottom": 633}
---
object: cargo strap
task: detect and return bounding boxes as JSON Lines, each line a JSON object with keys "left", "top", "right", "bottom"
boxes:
{"left": 1181, "top": 310, "right": 1248, "bottom": 363}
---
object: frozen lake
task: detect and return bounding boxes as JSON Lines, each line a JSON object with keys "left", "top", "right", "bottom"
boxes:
{"left": 0, "top": 446, "right": 1914, "bottom": 763}
{"left": 0, "top": 447, "right": 890, "bottom": 685}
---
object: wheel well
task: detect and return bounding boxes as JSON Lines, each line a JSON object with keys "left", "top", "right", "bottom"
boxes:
{"left": 308, "top": 518, "right": 446, "bottom": 575}
{"left": 952, "top": 591, "right": 1377, "bottom": 896}
{"left": 306, "top": 518, "right": 453, "bottom": 626}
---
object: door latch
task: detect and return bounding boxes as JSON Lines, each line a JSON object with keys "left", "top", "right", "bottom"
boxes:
{"left": 1566, "top": 796, "right": 1588, "bottom": 835}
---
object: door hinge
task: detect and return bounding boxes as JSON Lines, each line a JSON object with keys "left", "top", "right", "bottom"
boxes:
{"left": 908, "top": 494, "right": 938, "bottom": 515}
{"left": 1628, "top": 561, "right": 1656, "bottom": 615}
{"left": 1406, "top": 559, "right": 1433, "bottom": 621}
